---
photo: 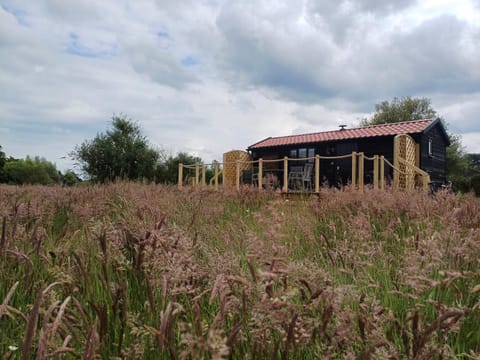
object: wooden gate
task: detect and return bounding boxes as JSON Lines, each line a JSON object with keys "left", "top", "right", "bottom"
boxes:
{"left": 394, "top": 134, "right": 417, "bottom": 190}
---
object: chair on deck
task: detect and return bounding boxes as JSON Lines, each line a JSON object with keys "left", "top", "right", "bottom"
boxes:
{"left": 288, "top": 163, "right": 313, "bottom": 191}
{"left": 241, "top": 169, "right": 259, "bottom": 186}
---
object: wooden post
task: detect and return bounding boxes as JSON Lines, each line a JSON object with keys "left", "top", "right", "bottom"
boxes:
{"left": 202, "top": 165, "right": 206, "bottom": 187}
{"left": 373, "top": 155, "right": 379, "bottom": 190}
{"left": 214, "top": 161, "right": 219, "bottom": 190}
{"left": 422, "top": 174, "right": 430, "bottom": 191}
{"left": 236, "top": 160, "right": 240, "bottom": 191}
{"left": 195, "top": 163, "right": 200, "bottom": 186}
{"left": 315, "top": 155, "right": 320, "bottom": 193}
{"left": 283, "top": 157, "right": 288, "bottom": 193}
{"left": 258, "top": 158, "right": 263, "bottom": 192}
{"left": 380, "top": 156, "right": 385, "bottom": 190}
{"left": 178, "top": 163, "right": 183, "bottom": 188}
{"left": 351, "top": 151, "right": 357, "bottom": 188}
{"left": 358, "top": 152, "right": 364, "bottom": 192}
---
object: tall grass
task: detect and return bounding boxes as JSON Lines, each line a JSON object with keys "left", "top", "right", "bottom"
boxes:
{"left": 1, "top": 183, "right": 479, "bottom": 358}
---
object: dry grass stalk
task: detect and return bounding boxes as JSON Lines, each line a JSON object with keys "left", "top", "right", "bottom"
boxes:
{"left": 413, "top": 309, "right": 464, "bottom": 358}
{"left": 36, "top": 300, "right": 61, "bottom": 357}
{"left": 0, "top": 215, "right": 7, "bottom": 258}
{"left": 22, "top": 287, "right": 44, "bottom": 360}
{"left": 83, "top": 318, "right": 100, "bottom": 360}
{"left": 0, "top": 281, "right": 19, "bottom": 318}
{"left": 358, "top": 340, "right": 392, "bottom": 360}
{"left": 283, "top": 312, "right": 298, "bottom": 360}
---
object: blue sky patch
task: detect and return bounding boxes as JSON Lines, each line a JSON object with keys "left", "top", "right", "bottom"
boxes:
{"left": 66, "top": 32, "right": 116, "bottom": 59}
{"left": 1, "top": 4, "right": 29, "bottom": 26}
{"left": 181, "top": 56, "right": 200, "bottom": 67}
{"left": 157, "top": 31, "right": 170, "bottom": 39}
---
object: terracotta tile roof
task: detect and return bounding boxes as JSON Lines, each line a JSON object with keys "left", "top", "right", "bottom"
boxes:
{"left": 248, "top": 119, "right": 435, "bottom": 149}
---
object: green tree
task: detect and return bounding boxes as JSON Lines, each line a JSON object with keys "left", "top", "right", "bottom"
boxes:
{"left": 71, "top": 115, "right": 160, "bottom": 183}
{"left": 0, "top": 145, "right": 6, "bottom": 182}
{"left": 446, "top": 135, "right": 470, "bottom": 192}
{"left": 3, "top": 156, "right": 61, "bottom": 185}
{"left": 156, "top": 152, "right": 203, "bottom": 184}
{"left": 62, "top": 170, "right": 81, "bottom": 186}
{"left": 361, "top": 96, "right": 437, "bottom": 126}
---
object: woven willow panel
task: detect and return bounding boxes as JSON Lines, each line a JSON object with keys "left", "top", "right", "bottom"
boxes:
{"left": 222, "top": 150, "right": 252, "bottom": 187}
{"left": 394, "top": 134, "right": 416, "bottom": 190}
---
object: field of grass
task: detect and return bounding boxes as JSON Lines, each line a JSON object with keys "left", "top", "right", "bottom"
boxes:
{"left": 1, "top": 183, "right": 479, "bottom": 359}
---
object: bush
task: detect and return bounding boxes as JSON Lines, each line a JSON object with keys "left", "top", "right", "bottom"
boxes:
{"left": 3, "top": 157, "right": 61, "bottom": 185}
{"left": 471, "top": 175, "right": 480, "bottom": 196}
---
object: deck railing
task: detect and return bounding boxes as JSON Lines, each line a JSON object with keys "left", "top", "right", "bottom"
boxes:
{"left": 177, "top": 152, "right": 430, "bottom": 192}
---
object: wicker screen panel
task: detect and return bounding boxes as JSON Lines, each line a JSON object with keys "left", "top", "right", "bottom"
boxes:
{"left": 222, "top": 150, "right": 252, "bottom": 187}
{"left": 394, "top": 134, "right": 417, "bottom": 190}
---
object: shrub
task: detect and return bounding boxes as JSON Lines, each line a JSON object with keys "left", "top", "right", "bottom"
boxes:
{"left": 471, "top": 174, "right": 480, "bottom": 196}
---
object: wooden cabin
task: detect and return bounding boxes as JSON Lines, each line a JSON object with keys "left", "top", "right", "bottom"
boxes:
{"left": 247, "top": 119, "right": 450, "bottom": 188}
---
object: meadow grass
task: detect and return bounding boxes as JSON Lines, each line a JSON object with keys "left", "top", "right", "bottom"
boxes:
{"left": 1, "top": 183, "right": 479, "bottom": 359}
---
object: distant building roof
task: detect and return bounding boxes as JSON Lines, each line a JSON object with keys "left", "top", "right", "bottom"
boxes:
{"left": 249, "top": 119, "right": 443, "bottom": 150}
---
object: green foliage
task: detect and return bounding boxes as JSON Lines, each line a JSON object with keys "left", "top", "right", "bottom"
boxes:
{"left": 446, "top": 135, "right": 470, "bottom": 192}
{"left": 62, "top": 170, "right": 80, "bottom": 186}
{"left": 0, "top": 145, "right": 6, "bottom": 182}
{"left": 0, "top": 145, "right": 5, "bottom": 168}
{"left": 2, "top": 156, "right": 61, "bottom": 185}
{"left": 360, "top": 96, "right": 437, "bottom": 126}
{"left": 471, "top": 175, "right": 480, "bottom": 196}
{"left": 71, "top": 115, "right": 160, "bottom": 183}
{"left": 156, "top": 152, "right": 203, "bottom": 184}
{"left": 467, "top": 154, "right": 480, "bottom": 177}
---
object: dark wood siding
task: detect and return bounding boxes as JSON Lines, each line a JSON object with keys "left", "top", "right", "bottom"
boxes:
{"left": 419, "top": 124, "right": 448, "bottom": 184}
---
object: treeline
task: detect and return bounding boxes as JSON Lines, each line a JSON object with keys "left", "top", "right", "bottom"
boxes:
{"left": 0, "top": 150, "right": 79, "bottom": 186}
{"left": 69, "top": 116, "right": 212, "bottom": 184}
{"left": 0, "top": 116, "right": 211, "bottom": 186}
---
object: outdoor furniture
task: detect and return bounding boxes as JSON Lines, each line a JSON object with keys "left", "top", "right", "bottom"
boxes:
{"left": 241, "top": 169, "right": 258, "bottom": 186}
{"left": 262, "top": 172, "right": 279, "bottom": 190}
{"left": 288, "top": 163, "right": 313, "bottom": 191}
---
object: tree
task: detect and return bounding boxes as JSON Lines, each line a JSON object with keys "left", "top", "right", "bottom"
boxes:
{"left": 62, "top": 170, "right": 81, "bottom": 186}
{"left": 446, "top": 135, "right": 470, "bottom": 192}
{"left": 156, "top": 152, "right": 203, "bottom": 184}
{"left": 361, "top": 96, "right": 470, "bottom": 190}
{"left": 0, "top": 145, "right": 6, "bottom": 182}
{"left": 71, "top": 115, "right": 160, "bottom": 183}
{"left": 3, "top": 156, "right": 61, "bottom": 185}
{"left": 360, "top": 96, "right": 437, "bottom": 126}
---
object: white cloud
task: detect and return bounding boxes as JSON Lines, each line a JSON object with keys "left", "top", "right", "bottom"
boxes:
{"left": 462, "top": 132, "right": 480, "bottom": 153}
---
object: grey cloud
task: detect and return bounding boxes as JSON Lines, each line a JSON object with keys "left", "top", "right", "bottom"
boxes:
{"left": 213, "top": 0, "right": 480, "bottom": 113}
{"left": 368, "top": 15, "right": 480, "bottom": 96}
{"left": 352, "top": 0, "right": 417, "bottom": 14}
{"left": 125, "top": 43, "right": 199, "bottom": 89}
{"left": 307, "top": 0, "right": 417, "bottom": 15}
{"left": 42, "top": 0, "right": 101, "bottom": 23}
{"left": 216, "top": 1, "right": 337, "bottom": 101}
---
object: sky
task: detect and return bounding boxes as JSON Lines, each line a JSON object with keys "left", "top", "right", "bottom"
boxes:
{"left": 1, "top": 0, "right": 479, "bottom": 172}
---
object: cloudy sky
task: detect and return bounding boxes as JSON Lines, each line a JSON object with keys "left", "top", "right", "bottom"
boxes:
{"left": 1, "top": 0, "right": 479, "bottom": 172}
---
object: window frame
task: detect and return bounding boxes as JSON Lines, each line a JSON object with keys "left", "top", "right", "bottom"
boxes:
{"left": 428, "top": 138, "right": 433, "bottom": 157}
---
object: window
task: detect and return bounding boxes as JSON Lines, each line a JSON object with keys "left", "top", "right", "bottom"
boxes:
{"left": 308, "top": 148, "right": 315, "bottom": 162}
{"left": 289, "top": 149, "right": 297, "bottom": 158}
{"left": 298, "top": 148, "right": 307, "bottom": 158}
{"left": 428, "top": 138, "right": 433, "bottom": 157}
